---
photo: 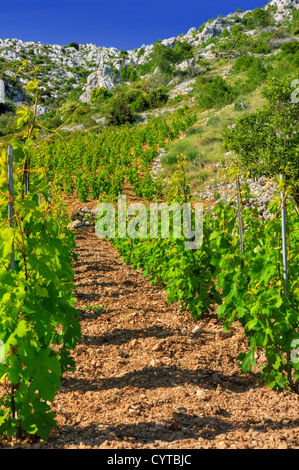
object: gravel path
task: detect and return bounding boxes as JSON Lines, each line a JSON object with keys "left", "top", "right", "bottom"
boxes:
{"left": 3, "top": 226, "right": 298, "bottom": 450}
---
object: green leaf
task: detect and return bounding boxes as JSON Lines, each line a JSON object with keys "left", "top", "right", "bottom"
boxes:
{"left": 238, "top": 349, "right": 256, "bottom": 373}
{"left": 27, "top": 349, "right": 61, "bottom": 402}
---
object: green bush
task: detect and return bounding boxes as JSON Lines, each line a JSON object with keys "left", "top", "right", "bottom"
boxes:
{"left": 151, "top": 41, "right": 174, "bottom": 73}
{"left": 120, "top": 65, "right": 138, "bottom": 82}
{"left": 198, "top": 22, "right": 206, "bottom": 33}
{"left": 289, "top": 8, "right": 299, "bottom": 36}
{"left": 234, "top": 58, "right": 267, "bottom": 94}
{"left": 217, "top": 31, "right": 254, "bottom": 53}
{"left": 148, "top": 86, "right": 168, "bottom": 108}
{"left": 247, "top": 58, "right": 267, "bottom": 82}
{"left": 90, "top": 87, "right": 113, "bottom": 105}
{"left": 130, "top": 92, "right": 149, "bottom": 112}
{"left": 196, "top": 75, "right": 238, "bottom": 110}
{"left": 231, "top": 24, "right": 243, "bottom": 36}
{"left": 223, "top": 76, "right": 299, "bottom": 206}
{"left": 234, "top": 55, "right": 256, "bottom": 72}
{"left": 73, "top": 105, "right": 90, "bottom": 116}
{"left": 253, "top": 41, "right": 271, "bottom": 54}
{"left": 281, "top": 41, "right": 299, "bottom": 55}
{"left": 39, "top": 112, "right": 62, "bottom": 130}
{"left": 107, "top": 91, "right": 135, "bottom": 125}
{"left": 241, "top": 8, "right": 271, "bottom": 29}
{"left": 0, "top": 112, "right": 16, "bottom": 136}
{"left": 150, "top": 39, "right": 194, "bottom": 74}
{"left": 172, "top": 41, "right": 194, "bottom": 62}
{"left": 67, "top": 42, "right": 79, "bottom": 51}
{"left": 59, "top": 101, "right": 80, "bottom": 117}
{"left": 270, "top": 40, "right": 299, "bottom": 78}
{"left": 137, "top": 61, "right": 156, "bottom": 76}
{"left": 137, "top": 47, "right": 145, "bottom": 59}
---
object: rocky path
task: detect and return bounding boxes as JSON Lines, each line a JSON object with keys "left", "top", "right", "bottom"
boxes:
{"left": 3, "top": 226, "right": 299, "bottom": 449}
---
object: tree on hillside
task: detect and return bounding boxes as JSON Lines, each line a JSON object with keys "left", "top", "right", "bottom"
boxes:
{"left": 107, "top": 90, "right": 135, "bottom": 125}
{"left": 90, "top": 86, "right": 112, "bottom": 105}
{"left": 150, "top": 40, "right": 194, "bottom": 75}
{"left": 196, "top": 75, "right": 238, "bottom": 110}
{"left": 223, "top": 76, "right": 299, "bottom": 206}
{"left": 67, "top": 42, "right": 79, "bottom": 51}
{"left": 151, "top": 40, "right": 174, "bottom": 74}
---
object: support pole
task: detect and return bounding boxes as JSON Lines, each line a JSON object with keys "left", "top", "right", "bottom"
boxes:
{"left": 48, "top": 181, "right": 52, "bottom": 216}
{"left": 280, "top": 174, "right": 292, "bottom": 385}
{"left": 182, "top": 184, "right": 195, "bottom": 252}
{"left": 24, "top": 160, "right": 29, "bottom": 195}
{"left": 280, "top": 174, "right": 288, "bottom": 296}
{"left": 8, "top": 146, "right": 15, "bottom": 271}
{"left": 236, "top": 180, "right": 244, "bottom": 270}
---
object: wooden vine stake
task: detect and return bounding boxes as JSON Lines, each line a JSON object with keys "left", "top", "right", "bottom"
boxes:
{"left": 8, "top": 146, "right": 15, "bottom": 271}
{"left": 48, "top": 181, "right": 52, "bottom": 216}
{"left": 181, "top": 158, "right": 195, "bottom": 253}
{"left": 280, "top": 174, "right": 292, "bottom": 385}
{"left": 236, "top": 179, "right": 244, "bottom": 270}
{"left": 24, "top": 159, "right": 29, "bottom": 196}
{"left": 280, "top": 174, "right": 288, "bottom": 297}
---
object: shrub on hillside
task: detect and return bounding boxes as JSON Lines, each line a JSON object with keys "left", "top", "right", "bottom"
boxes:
{"left": 120, "top": 65, "right": 138, "bottom": 82}
{"left": 172, "top": 41, "right": 194, "bottom": 62}
{"left": 241, "top": 8, "right": 271, "bottom": 29}
{"left": 148, "top": 86, "right": 168, "bottom": 108}
{"left": 269, "top": 41, "right": 299, "bottom": 73}
{"left": 137, "top": 61, "right": 156, "bottom": 76}
{"left": 118, "top": 84, "right": 168, "bottom": 113}
{"left": 246, "top": 58, "right": 267, "bottom": 84}
{"left": 234, "top": 57, "right": 268, "bottom": 94}
{"left": 130, "top": 92, "right": 149, "bottom": 112}
{"left": 196, "top": 76, "right": 238, "bottom": 110}
{"left": 234, "top": 55, "right": 256, "bottom": 72}
{"left": 107, "top": 91, "right": 135, "bottom": 125}
{"left": 59, "top": 101, "right": 80, "bottom": 117}
{"left": 289, "top": 8, "right": 299, "bottom": 36}
{"left": 67, "top": 42, "right": 79, "bottom": 51}
{"left": 151, "top": 41, "right": 175, "bottom": 74}
{"left": 223, "top": 76, "right": 299, "bottom": 206}
{"left": 90, "top": 87, "right": 113, "bottom": 105}
{"left": 281, "top": 41, "right": 299, "bottom": 55}
{"left": 150, "top": 39, "right": 194, "bottom": 74}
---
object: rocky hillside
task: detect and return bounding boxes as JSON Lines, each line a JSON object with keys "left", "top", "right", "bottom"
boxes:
{"left": 0, "top": 0, "right": 298, "bottom": 112}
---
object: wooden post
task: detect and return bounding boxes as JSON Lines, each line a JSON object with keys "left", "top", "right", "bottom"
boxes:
{"left": 24, "top": 160, "right": 29, "bottom": 195}
{"left": 182, "top": 184, "right": 195, "bottom": 252}
{"left": 48, "top": 182, "right": 52, "bottom": 216}
{"left": 280, "top": 174, "right": 292, "bottom": 385}
{"left": 8, "top": 146, "right": 15, "bottom": 271}
{"left": 280, "top": 175, "right": 288, "bottom": 296}
{"left": 236, "top": 180, "right": 244, "bottom": 270}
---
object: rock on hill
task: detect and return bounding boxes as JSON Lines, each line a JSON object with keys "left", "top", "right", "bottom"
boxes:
{"left": 0, "top": 0, "right": 298, "bottom": 112}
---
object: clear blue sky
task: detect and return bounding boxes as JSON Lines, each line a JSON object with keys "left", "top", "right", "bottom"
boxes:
{"left": 1, "top": 0, "right": 268, "bottom": 50}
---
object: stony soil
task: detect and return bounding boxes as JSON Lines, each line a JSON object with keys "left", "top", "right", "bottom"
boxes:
{"left": 2, "top": 225, "right": 298, "bottom": 450}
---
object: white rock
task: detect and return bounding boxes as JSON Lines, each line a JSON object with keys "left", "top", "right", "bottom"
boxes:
{"left": 0, "top": 79, "right": 5, "bottom": 103}
{"left": 80, "top": 61, "right": 120, "bottom": 103}
{"left": 68, "top": 220, "right": 82, "bottom": 229}
{"left": 35, "top": 105, "right": 49, "bottom": 116}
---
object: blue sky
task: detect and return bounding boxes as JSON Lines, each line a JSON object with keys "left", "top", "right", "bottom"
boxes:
{"left": 1, "top": 0, "right": 268, "bottom": 50}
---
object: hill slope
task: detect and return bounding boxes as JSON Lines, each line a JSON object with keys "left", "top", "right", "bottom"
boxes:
{"left": 0, "top": 0, "right": 298, "bottom": 197}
